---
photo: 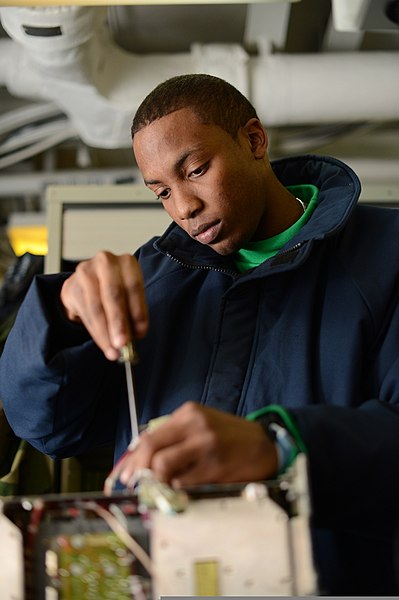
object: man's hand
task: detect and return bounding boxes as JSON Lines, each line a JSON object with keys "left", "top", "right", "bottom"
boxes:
{"left": 115, "top": 402, "right": 278, "bottom": 489}
{"left": 60, "top": 251, "right": 149, "bottom": 360}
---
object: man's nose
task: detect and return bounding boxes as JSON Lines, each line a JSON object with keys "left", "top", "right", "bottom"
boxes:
{"left": 173, "top": 187, "right": 202, "bottom": 221}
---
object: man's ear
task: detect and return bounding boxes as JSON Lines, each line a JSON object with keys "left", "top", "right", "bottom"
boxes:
{"left": 242, "top": 118, "right": 268, "bottom": 159}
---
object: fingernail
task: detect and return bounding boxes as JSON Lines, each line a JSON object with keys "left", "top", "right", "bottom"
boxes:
{"left": 119, "top": 469, "right": 129, "bottom": 484}
{"left": 113, "top": 334, "right": 125, "bottom": 348}
{"left": 105, "top": 347, "right": 119, "bottom": 361}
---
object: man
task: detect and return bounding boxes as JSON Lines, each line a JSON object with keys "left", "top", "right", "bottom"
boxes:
{"left": 2, "top": 74, "right": 399, "bottom": 594}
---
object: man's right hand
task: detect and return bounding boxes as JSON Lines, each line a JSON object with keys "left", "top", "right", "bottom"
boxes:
{"left": 60, "top": 251, "right": 149, "bottom": 361}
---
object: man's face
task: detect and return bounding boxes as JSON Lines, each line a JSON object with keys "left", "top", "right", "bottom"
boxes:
{"left": 133, "top": 107, "right": 270, "bottom": 255}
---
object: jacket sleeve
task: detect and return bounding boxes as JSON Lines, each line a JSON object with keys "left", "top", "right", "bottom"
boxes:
{"left": 291, "top": 400, "right": 399, "bottom": 531}
{"left": 0, "top": 273, "right": 123, "bottom": 459}
{"left": 288, "top": 291, "right": 399, "bottom": 594}
{"left": 290, "top": 400, "right": 399, "bottom": 594}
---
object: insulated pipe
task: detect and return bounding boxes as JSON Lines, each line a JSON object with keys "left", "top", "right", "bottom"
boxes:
{"left": 0, "top": 6, "right": 398, "bottom": 149}
{"left": 250, "top": 50, "right": 399, "bottom": 125}
{"left": 0, "top": 6, "right": 105, "bottom": 80}
{"left": 0, "top": 39, "right": 16, "bottom": 85}
{"left": 0, "top": 6, "right": 194, "bottom": 148}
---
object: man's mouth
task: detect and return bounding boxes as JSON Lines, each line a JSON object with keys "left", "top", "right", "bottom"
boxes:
{"left": 192, "top": 221, "right": 221, "bottom": 244}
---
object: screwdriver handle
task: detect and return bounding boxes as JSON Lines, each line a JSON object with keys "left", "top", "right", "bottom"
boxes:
{"left": 119, "top": 340, "right": 139, "bottom": 365}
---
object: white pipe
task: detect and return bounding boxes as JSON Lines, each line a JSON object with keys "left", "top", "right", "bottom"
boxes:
{"left": 0, "top": 167, "right": 140, "bottom": 197}
{"left": 0, "top": 7, "right": 194, "bottom": 148}
{"left": 0, "top": 39, "right": 16, "bottom": 85}
{"left": 0, "top": 6, "right": 398, "bottom": 150}
{"left": 0, "top": 6, "right": 108, "bottom": 86}
{"left": 251, "top": 51, "right": 399, "bottom": 125}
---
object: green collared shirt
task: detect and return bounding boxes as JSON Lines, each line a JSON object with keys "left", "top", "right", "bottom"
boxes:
{"left": 235, "top": 184, "right": 319, "bottom": 273}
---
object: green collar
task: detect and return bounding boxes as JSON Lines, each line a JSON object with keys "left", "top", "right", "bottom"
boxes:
{"left": 235, "top": 184, "right": 319, "bottom": 273}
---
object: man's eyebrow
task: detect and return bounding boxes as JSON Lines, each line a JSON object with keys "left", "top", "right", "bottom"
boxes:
{"left": 144, "top": 146, "right": 202, "bottom": 186}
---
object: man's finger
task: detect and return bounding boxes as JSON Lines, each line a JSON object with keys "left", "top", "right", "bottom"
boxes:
{"left": 120, "top": 254, "right": 149, "bottom": 339}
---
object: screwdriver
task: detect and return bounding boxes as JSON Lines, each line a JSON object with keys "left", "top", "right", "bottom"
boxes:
{"left": 103, "top": 340, "right": 140, "bottom": 496}
{"left": 119, "top": 340, "right": 140, "bottom": 443}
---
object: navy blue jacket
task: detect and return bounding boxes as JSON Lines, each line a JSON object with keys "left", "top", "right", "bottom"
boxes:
{"left": 2, "top": 155, "right": 399, "bottom": 594}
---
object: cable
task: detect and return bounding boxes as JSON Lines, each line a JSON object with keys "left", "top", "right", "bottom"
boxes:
{"left": 0, "top": 118, "right": 70, "bottom": 156}
{"left": 109, "top": 501, "right": 130, "bottom": 530}
{"left": 84, "top": 501, "right": 154, "bottom": 578}
{"left": 0, "top": 125, "right": 78, "bottom": 170}
{"left": 273, "top": 122, "right": 380, "bottom": 155}
{"left": 0, "top": 102, "right": 62, "bottom": 138}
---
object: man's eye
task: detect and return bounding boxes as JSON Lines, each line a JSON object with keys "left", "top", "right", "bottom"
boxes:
{"left": 157, "top": 189, "right": 171, "bottom": 200}
{"left": 190, "top": 163, "right": 208, "bottom": 178}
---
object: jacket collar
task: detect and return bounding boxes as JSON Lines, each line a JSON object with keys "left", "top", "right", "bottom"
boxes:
{"left": 155, "top": 154, "right": 361, "bottom": 271}
{"left": 272, "top": 154, "right": 361, "bottom": 243}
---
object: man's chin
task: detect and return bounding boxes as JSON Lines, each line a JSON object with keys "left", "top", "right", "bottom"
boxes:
{"left": 209, "top": 240, "right": 240, "bottom": 256}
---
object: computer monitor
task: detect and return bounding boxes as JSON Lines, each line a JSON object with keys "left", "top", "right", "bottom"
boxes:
{"left": 45, "top": 183, "right": 172, "bottom": 274}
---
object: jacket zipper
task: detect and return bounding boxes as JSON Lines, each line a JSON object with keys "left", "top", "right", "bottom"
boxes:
{"left": 166, "top": 252, "right": 237, "bottom": 277}
{"left": 166, "top": 241, "right": 306, "bottom": 276}
{"left": 278, "top": 241, "right": 303, "bottom": 256}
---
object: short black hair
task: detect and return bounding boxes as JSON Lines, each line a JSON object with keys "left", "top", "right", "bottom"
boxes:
{"left": 131, "top": 73, "right": 258, "bottom": 140}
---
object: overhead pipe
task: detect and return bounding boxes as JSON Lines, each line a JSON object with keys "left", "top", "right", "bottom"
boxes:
{"left": 250, "top": 50, "right": 399, "bottom": 125}
{"left": 0, "top": 6, "right": 398, "bottom": 149}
